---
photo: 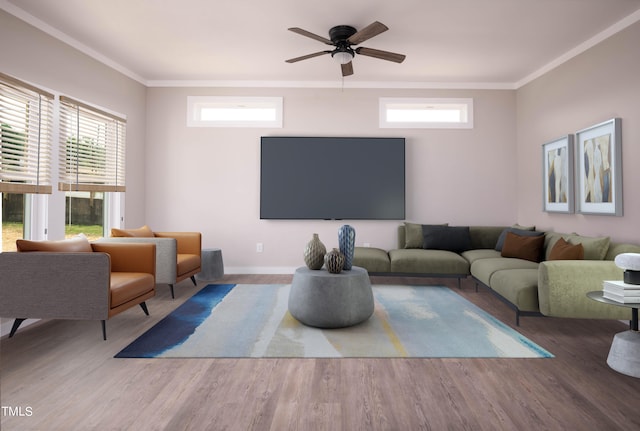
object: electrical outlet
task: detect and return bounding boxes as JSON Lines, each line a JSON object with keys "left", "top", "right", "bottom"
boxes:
{"left": 363, "top": 242, "right": 371, "bottom": 248}
{"left": 256, "top": 242, "right": 264, "bottom": 253}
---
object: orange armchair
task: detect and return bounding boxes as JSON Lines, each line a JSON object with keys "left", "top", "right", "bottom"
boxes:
{"left": 104, "top": 225, "right": 202, "bottom": 298}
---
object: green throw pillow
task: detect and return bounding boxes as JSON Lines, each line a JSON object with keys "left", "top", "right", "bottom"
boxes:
{"left": 404, "top": 222, "right": 424, "bottom": 248}
{"left": 567, "top": 234, "right": 610, "bottom": 260}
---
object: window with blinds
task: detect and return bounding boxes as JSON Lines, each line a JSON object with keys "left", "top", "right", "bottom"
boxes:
{"left": 58, "top": 97, "right": 126, "bottom": 192}
{"left": 0, "top": 73, "right": 54, "bottom": 194}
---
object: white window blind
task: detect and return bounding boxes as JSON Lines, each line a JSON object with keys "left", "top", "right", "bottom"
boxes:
{"left": 58, "top": 96, "right": 126, "bottom": 192}
{"left": 0, "top": 73, "right": 54, "bottom": 194}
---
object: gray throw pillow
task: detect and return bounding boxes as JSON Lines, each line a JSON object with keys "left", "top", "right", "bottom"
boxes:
{"left": 422, "top": 225, "right": 471, "bottom": 253}
{"left": 495, "top": 228, "right": 544, "bottom": 251}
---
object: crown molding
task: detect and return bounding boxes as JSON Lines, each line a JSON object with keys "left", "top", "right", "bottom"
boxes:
{"left": 145, "top": 79, "right": 516, "bottom": 90}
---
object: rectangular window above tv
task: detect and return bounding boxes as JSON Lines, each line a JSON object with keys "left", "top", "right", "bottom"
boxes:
{"left": 379, "top": 98, "right": 473, "bottom": 129}
{"left": 187, "top": 96, "right": 283, "bottom": 128}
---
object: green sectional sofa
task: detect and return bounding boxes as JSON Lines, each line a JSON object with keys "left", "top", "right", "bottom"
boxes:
{"left": 353, "top": 223, "right": 640, "bottom": 325}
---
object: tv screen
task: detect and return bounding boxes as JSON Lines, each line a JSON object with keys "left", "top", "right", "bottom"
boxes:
{"left": 260, "top": 136, "right": 405, "bottom": 220}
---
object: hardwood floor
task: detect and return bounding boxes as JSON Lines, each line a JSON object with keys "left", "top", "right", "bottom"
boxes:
{"left": 2, "top": 274, "right": 640, "bottom": 430}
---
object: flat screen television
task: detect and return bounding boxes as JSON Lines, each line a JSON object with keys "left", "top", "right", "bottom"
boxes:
{"left": 260, "top": 136, "right": 405, "bottom": 220}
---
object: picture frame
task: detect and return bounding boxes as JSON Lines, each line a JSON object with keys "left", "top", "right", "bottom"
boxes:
{"left": 542, "top": 135, "right": 574, "bottom": 213}
{"left": 575, "top": 118, "right": 622, "bottom": 216}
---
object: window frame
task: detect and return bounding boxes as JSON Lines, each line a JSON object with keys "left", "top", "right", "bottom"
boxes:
{"left": 379, "top": 97, "right": 474, "bottom": 129}
{"left": 187, "top": 96, "right": 283, "bottom": 128}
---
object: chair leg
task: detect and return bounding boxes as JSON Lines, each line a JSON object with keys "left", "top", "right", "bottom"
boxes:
{"left": 190, "top": 275, "right": 197, "bottom": 286}
{"left": 101, "top": 320, "right": 107, "bottom": 341}
{"left": 169, "top": 284, "right": 175, "bottom": 299}
{"left": 140, "top": 302, "right": 149, "bottom": 316}
{"left": 9, "top": 318, "right": 26, "bottom": 338}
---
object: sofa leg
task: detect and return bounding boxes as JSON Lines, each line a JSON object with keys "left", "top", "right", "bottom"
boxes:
{"left": 515, "top": 311, "right": 520, "bottom": 327}
{"left": 140, "top": 302, "right": 149, "bottom": 316}
{"left": 190, "top": 275, "right": 197, "bottom": 286}
{"left": 168, "top": 284, "right": 175, "bottom": 299}
{"left": 101, "top": 320, "right": 107, "bottom": 341}
{"left": 9, "top": 318, "right": 26, "bottom": 338}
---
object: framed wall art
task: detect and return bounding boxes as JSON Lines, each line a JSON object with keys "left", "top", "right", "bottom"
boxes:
{"left": 542, "top": 135, "right": 574, "bottom": 213}
{"left": 575, "top": 118, "right": 622, "bottom": 216}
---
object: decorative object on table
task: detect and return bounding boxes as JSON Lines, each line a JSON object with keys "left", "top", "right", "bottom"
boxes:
{"left": 575, "top": 118, "right": 622, "bottom": 216}
{"left": 603, "top": 280, "right": 640, "bottom": 303}
{"left": 324, "top": 248, "right": 345, "bottom": 274}
{"left": 338, "top": 224, "right": 356, "bottom": 270}
{"left": 542, "top": 135, "right": 574, "bottom": 213}
{"left": 303, "top": 233, "right": 326, "bottom": 270}
{"left": 614, "top": 252, "right": 640, "bottom": 285}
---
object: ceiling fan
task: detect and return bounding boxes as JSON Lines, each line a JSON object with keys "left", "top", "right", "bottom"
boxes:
{"left": 285, "top": 21, "right": 406, "bottom": 77}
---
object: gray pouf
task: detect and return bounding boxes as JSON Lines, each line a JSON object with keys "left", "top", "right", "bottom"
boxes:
{"left": 197, "top": 248, "right": 224, "bottom": 281}
{"left": 288, "top": 266, "right": 374, "bottom": 328}
{"left": 607, "top": 330, "right": 640, "bottom": 378}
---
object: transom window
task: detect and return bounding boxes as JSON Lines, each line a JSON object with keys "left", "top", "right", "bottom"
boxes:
{"left": 187, "top": 96, "right": 283, "bottom": 128}
{"left": 380, "top": 98, "right": 473, "bottom": 129}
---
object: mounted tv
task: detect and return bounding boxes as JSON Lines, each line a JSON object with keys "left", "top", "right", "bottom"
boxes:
{"left": 260, "top": 136, "right": 405, "bottom": 220}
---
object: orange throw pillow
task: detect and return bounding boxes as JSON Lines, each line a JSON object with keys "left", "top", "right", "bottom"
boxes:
{"left": 16, "top": 236, "right": 93, "bottom": 252}
{"left": 111, "top": 225, "right": 154, "bottom": 237}
{"left": 500, "top": 231, "right": 545, "bottom": 262}
{"left": 548, "top": 237, "right": 584, "bottom": 260}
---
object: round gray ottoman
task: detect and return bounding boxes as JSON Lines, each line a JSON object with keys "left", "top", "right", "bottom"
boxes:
{"left": 288, "top": 266, "right": 374, "bottom": 328}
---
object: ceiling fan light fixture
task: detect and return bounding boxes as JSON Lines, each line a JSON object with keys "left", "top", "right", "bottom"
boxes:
{"left": 332, "top": 48, "right": 354, "bottom": 64}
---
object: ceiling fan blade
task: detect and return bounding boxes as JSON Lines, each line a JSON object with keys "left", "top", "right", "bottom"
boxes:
{"left": 355, "top": 47, "right": 406, "bottom": 63}
{"left": 341, "top": 61, "right": 354, "bottom": 77}
{"left": 347, "top": 21, "right": 388, "bottom": 45}
{"left": 288, "top": 27, "right": 333, "bottom": 45}
{"left": 286, "top": 51, "right": 331, "bottom": 63}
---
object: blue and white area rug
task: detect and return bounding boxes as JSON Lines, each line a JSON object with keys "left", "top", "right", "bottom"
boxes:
{"left": 115, "top": 284, "right": 553, "bottom": 359}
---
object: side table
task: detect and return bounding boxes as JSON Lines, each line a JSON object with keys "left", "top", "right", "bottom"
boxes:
{"left": 587, "top": 291, "right": 639, "bottom": 378}
{"left": 197, "top": 248, "right": 224, "bottom": 281}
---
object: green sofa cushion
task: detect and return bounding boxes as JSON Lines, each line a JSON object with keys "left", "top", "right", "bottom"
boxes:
{"left": 468, "top": 226, "right": 508, "bottom": 249}
{"left": 353, "top": 247, "right": 390, "bottom": 273}
{"left": 489, "top": 269, "right": 540, "bottom": 312}
{"left": 389, "top": 249, "right": 469, "bottom": 275}
{"left": 461, "top": 249, "right": 501, "bottom": 265}
{"left": 605, "top": 242, "right": 640, "bottom": 260}
{"left": 470, "top": 257, "right": 539, "bottom": 286}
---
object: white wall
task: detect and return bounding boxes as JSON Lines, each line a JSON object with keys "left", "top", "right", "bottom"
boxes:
{"left": 146, "top": 87, "right": 517, "bottom": 272}
{"left": 516, "top": 20, "right": 640, "bottom": 244}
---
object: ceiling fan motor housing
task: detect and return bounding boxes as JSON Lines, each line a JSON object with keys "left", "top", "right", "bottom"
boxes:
{"left": 329, "top": 25, "right": 357, "bottom": 43}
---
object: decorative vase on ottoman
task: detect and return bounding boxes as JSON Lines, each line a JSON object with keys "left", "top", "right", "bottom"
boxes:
{"left": 338, "top": 224, "right": 356, "bottom": 270}
{"left": 325, "top": 248, "right": 346, "bottom": 274}
{"left": 304, "top": 233, "right": 326, "bottom": 270}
